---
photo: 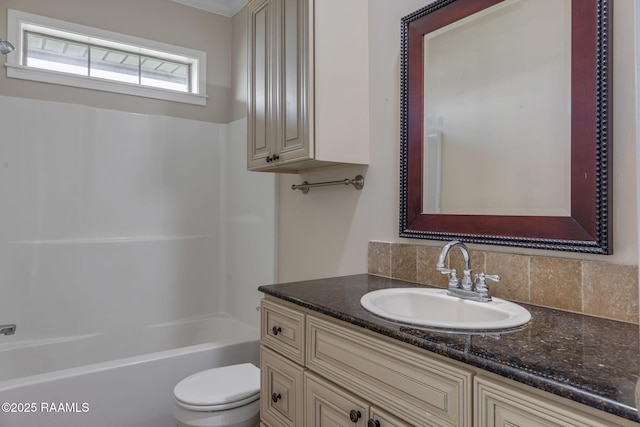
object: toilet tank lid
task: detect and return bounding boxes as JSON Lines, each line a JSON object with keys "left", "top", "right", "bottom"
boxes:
{"left": 174, "top": 363, "right": 260, "bottom": 406}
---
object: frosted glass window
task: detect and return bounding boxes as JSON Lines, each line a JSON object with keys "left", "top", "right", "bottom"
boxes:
{"left": 24, "top": 32, "right": 191, "bottom": 92}
{"left": 7, "top": 9, "right": 206, "bottom": 105}
{"left": 26, "top": 32, "right": 88, "bottom": 76}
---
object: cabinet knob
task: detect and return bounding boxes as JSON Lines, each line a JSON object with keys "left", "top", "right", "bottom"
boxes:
{"left": 271, "top": 392, "right": 281, "bottom": 403}
{"left": 272, "top": 325, "right": 282, "bottom": 335}
{"left": 349, "top": 410, "right": 362, "bottom": 423}
{"left": 367, "top": 420, "right": 380, "bottom": 427}
{"left": 272, "top": 154, "right": 280, "bottom": 161}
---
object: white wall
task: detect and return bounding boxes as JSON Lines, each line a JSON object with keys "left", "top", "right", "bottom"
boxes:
{"left": 277, "top": 0, "right": 638, "bottom": 282}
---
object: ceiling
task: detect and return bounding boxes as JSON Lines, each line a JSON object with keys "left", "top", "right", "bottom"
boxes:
{"left": 171, "top": 0, "right": 248, "bottom": 17}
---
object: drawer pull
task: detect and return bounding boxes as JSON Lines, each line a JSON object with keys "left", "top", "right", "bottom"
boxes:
{"left": 271, "top": 392, "right": 281, "bottom": 403}
{"left": 367, "top": 420, "right": 380, "bottom": 427}
{"left": 349, "top": 409, "right": 362, "bottom": 423}
{"left": 272, "top": 325, "right": 282, "bottom": 335}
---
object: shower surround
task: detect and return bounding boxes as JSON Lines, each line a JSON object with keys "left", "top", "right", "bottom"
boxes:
{"left": 0, "top": 94, "right": 275, "bottom": 344}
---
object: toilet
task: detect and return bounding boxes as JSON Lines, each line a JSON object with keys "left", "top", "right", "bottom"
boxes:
{"left": 173, "top": 363, "right": 260, "bottom": 427}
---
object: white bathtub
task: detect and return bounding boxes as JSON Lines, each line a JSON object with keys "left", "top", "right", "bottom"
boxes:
{"left": 0, "top": 315, "right": 260, "bottom": 427}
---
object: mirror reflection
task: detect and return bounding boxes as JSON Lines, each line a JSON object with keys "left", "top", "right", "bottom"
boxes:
{"left": 422, "top": 0, "right": 572, "bottom": 216}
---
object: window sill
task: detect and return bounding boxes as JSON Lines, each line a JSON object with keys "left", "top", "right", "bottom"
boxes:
{"left": 5, "top": 64, "right": 208, "bottom": 106}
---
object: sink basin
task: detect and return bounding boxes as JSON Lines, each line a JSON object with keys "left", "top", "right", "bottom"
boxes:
{"left": 360, "top": 288, "right": 531, "bottom": 331}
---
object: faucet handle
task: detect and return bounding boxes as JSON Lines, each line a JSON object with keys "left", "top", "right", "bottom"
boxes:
{"left": 475, "top": 272, "right": 500, "bottom": 285}
{"left": 440, "top": 268, "right": 460, "bottom": 287}
{"left": 473, "top": 273, "right": 499, "bottom": 301}
{"left": 478, "top": 273, "right": 500, "bottom": 282}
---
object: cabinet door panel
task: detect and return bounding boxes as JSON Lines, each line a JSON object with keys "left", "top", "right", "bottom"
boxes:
{"left": 280, "top": 0, "right": 309, "bottom": 156}
{"left": 475, "top": 376, "right": 617, "bottom": 427}
{"left": 247, "top": 0, "right": 274, "bottom": 169}
{"left": 274, "top": 0, "right": 310, "bottom": 164}
{"left": 261, "top": 346, "right": 305, "bottom": 427}
{"left": 370, "top": 406, "right": 415, "bottom": 427}
{"left": 305, "top": 372, "right": 369, "bottom": 427}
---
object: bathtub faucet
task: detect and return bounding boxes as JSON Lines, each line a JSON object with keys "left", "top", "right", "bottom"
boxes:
{"left": 0, "top": 324, "right": 16, "bottom": 335}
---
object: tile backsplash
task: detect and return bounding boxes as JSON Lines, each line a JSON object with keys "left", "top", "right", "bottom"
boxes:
{"left": 368, "top": 241, "right": 639, "bottom": 324}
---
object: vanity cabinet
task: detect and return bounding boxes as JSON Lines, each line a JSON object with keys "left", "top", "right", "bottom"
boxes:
{"left": 247, "top": 0, "right": 369, "bottom": 173}
{"left": 260, "top": 296, "right": 631, "bottom": 427}
{"left": 260, "top": 297, "right": 471, "bottom": 427}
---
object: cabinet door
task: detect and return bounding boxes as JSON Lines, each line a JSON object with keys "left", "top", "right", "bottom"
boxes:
{"left": 305, "top": 372, "right": 369, "bottom": 427}
{"left": 261, "top": 346, "right": 305, "bottom": 427}
{"left": 248, "top": 0, "right": 309, "bottom": 171}
{"left": 275, "top": 0, "right": 310, "bottom": 164}
{"left": 370, "top": 406, "right": 415, "bottom": 427}
{"left": 475, "top": 376, "right": 619, "bottom": 427}
{"left": 247, "top": 0, "right": 275, "bottom": 169}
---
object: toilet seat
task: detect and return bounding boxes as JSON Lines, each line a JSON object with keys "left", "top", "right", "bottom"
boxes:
{"left": 174, "top": 363, "right": 260, "bottom": 413}
{"left": 175, "top": 392, "right": 259, "bottom": 412}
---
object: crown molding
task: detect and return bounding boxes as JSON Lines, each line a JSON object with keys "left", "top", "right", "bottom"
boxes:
{"left": 171, "top": 0, "right": 247, "bottom": 17}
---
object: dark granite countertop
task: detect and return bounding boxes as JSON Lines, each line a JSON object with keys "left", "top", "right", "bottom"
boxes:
{"left": 258, "top": 274, "right": 640, "bottom": 424}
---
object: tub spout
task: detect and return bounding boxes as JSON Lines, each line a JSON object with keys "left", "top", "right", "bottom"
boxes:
{"left": 0, "top": 324, "right": 16, "bottom": 335}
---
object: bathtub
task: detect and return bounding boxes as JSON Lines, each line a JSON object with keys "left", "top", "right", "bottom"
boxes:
{"left": 0, "top": 315, "right": 260, "bottom": 427}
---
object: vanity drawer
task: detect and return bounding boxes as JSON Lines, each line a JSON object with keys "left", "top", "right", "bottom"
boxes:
{"left": 261, "top": 346, "right": 305, "bottom": 427}
{"left": 261, "top": 299, "right": 305, "bottom": 365}
{"left": 306, "top": 315, "right": 473, "bottom": 427}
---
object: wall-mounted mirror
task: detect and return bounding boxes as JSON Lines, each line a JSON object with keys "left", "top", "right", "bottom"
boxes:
{"left": 400, "top": 0, "right": 611, "bottom": 254}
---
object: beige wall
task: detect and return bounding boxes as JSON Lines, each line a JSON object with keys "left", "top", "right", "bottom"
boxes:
{"left": 4, "top": 1, "right": 636, "bottom": 289}
{"left": 0, "top": 0, "right": 233, "bottom": 123}
{"left": 276, "top": 0, "right": 638, "bottom": 282}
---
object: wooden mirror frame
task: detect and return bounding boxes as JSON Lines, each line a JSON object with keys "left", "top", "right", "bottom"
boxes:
{"left": 399, "top": 0, "right": 611, "bottom": 254}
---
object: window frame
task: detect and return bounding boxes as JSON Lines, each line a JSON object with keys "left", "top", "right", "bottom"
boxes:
{"left": 5, "top": 9, "right": 208, "bottom": 106}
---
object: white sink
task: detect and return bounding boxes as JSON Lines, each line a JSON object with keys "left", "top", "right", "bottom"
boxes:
{"left": 360, "top": 288, "right": 531, "bottom": 331}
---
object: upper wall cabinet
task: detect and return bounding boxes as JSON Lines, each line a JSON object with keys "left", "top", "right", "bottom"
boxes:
{"left": 247, "top": 0, "right": 370, "bottom": 173}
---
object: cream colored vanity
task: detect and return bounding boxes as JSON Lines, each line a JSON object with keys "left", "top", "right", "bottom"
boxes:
{"left": 246, "top": 0, "right": 369, "bottom": 173}
{"left": 259, "top": 296, "right": 636, "bottom": 427}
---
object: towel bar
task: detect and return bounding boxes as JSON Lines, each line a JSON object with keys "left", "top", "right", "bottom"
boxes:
{"left": 291, "top": 175, "right": 364, "bottom": 194}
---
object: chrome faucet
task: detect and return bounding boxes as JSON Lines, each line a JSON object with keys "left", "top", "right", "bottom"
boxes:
{"left": 436, "top": 240, "right": 474, "bottom": 289}
{"left": 436, "top": 240, "right": 499, "bottom": 302}
{"left": 0, "top": 324, "right": 16, "bottom": 335}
